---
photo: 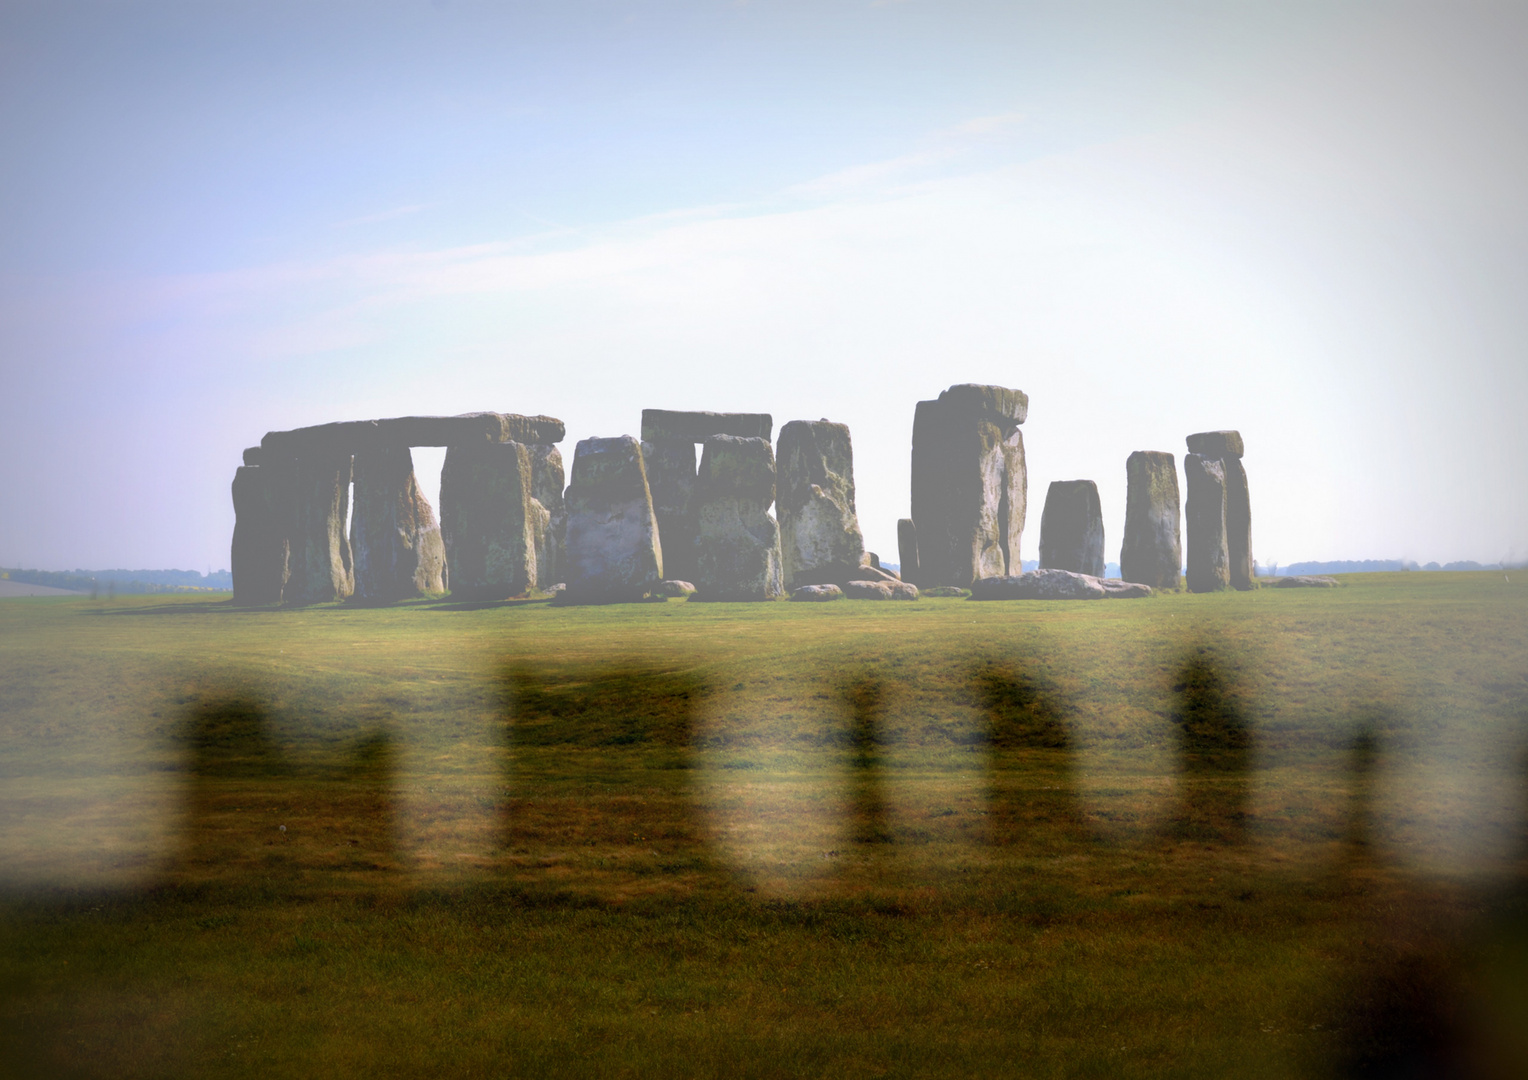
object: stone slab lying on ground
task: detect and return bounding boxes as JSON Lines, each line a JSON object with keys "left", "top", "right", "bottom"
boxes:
{"left": 1098, "top": 579, "right": 1153, "bottom": 598}
{"left": 791, "top": 584, "right": 844, "bottom": 601}
{"left": 1274, "top": 575, "right": 1340, "bottom": 588}
{"left": 969, "top": 569, "right": 1151, "bottom": 600}
{"left": 843, "top": 580, "right": 919, "bottom": 600}
{"left": 920, "top": 585, "right": 970, "bottom": 597}
{"left": 656, "top": 579, "right": 696, "bottom": 596}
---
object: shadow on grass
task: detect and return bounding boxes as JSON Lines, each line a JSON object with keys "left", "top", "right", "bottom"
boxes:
{"left": 1166, "top": 646, "right": 1254, "bottom": 844}
{"left": 971, "top": 662, "right": 1086, "bottom": 847}
{"left": 842, "top": 675, "right": 892, "bottom": 846}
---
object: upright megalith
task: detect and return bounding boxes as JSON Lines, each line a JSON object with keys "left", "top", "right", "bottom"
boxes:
{"left": 692, "top": 435, "right": 785, "bottom": 601}
{"left": 1184, "top": 454, "right": 1230, "bottom": 593}
{"left": 230, "top": 461, "right": 289, "bottom": 604}
{"left": 350, "top": 445, "right": 445, "bottom": 602}
{"left": 1186, "top": 430, "right": 1252, "bottom": 590}
{"left": 440, "top": 440, "right": 541, "bottom": 600}
{"left": 639, "top": 409, "right": 773, "bottom": 585}
{"left": 775, "top": 420, "right": 866, "bottom": 588}
{"left": 897, "top": 519, "right": 919, "bottom": 583}
{"left": 1038, "top": 480, "right": 1105, "bottom": 578}
{"left": 284, "top": 449, "right": 355, "bottom": 604}
{"left": 563, "top": 436, "right": 664, "bottom": 603}
{"left": 1120, "top": 451, "right": 1181, "bottom": 590}
{"left": 527, "top": 444, "right": 566, "bottom": 587}
{"left": 908, "top": 383, "right": 1027, "bottom": 587}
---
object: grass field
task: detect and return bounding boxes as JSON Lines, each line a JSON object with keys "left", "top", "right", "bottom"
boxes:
{"left": 2, "top": 573, "right": 1526, "bottom": 1077}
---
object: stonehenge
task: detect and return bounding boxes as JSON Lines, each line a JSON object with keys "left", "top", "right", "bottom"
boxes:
{"left": 562, "top": 435, "right": 665, "bottom": 604}
{"left": 1038, "top": 480, "right": 1105, "bottom": 578}
{"left": 230, "top": 464, "right": 289, "bottom": 605}
{"left": 1187, "top": 431, "right": 1252, "bottom": 590}
{"left": 907, "top": 384, "right": 1027, "bottom": 588}
{"left": 1184, "top": 454, "right": 1231, "bottom": 593}
{"left": 692, "top": 435, "right": 785, "bottom": 601}
{"left": 440, "top": 439, "right": 541, "bottom": 601}
{"left": 775, "top": 419, "right": 867, "bottom": 589}
{"left": 1120, "top": 451, "right": 1182, "bottom": 591}
{"left": 352, "top": 445, "right": 445, "bottom": 602}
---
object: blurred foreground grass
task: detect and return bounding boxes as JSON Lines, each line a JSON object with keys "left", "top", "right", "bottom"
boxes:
{"left": 1, "top": 573, "right": 1526, "bottom": 1077}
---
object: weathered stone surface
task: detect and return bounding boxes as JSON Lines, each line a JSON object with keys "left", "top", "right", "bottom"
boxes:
{"left": 897, "top": 519, "right": 919, "bottom": 582}
{"left": 845, "top": 564, "right": 900, "bottom": 583}
{"left": 1184, "top": 454, "right": 1230, "bottom": 593}
{"left": 1099, "top": 579, "right": 1153, "bottom": 598}
{"left": 1039, "top": 480, "right": 1105, "bottom": 577}
{"left": 692, "top": 435, "right": 784, "bottom": 601}
{"left": 791, "top": 584, "right": 844, "bottom": 601}
{"left": 936, "top": 383, "right": 1029, "bottom": 424}
{"left": 230, "top": 465, "right": 289, "bottom": 604}
{"left": 242, "top": 446, "right": 263, "bottom": 467}
{"left": 641, "top": 438, "right": 698, "bottom": 584}
{"left": 641, "top": 409, "right": 772, "bottom": 443}
{"left": 262, "top": 413, "right": 563, "bottom": 457}
{"left": 920, "top": 585, "right": 969, "bottom": 597}
{"left": 1120, "top": 451, "right": 1181, "bottom": 590}
{"left": 350, "top": 445, "right": 445, "bottom": 602}
{"left": 970, "top": 570, "right": 1107, "bottom": 601}
{"left": 563, "top": 436, "right": 664, "bottom": 603}
{"left": 909, "top": 386, "right": 1027, "bottom": 587}
{"left": 1275, "top": 575, "right": 1339, "bottom": 588}
{"left": 1222, "top": 455, "right": 1253, "bottom": 591}
{"left": 285, "top": 450, "right": 355, "bottom": 604}
{"left": 528, "top": 444, "right": 566, "bottom": 588}
{"left": 775, "top": 420, "right": 867, "bottom": 588}
{"left": 440, "top": 440, "right": 540, "bottom": 601}
{"left": 1186, "top": 430, "right": 1244, "bottom": 461}
{"left": 656, "top": 579, "right": 696, "bottom": 597}
{"left": 844, "top": 580, "right": 919, "bottom": 600}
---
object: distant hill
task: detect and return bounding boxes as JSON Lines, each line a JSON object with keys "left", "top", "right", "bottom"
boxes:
{"left": 1256, "top": 559, "right": 1519, "bottom": 576}
{"left": 0, "top": 568, "right": 232, "bottom": 594}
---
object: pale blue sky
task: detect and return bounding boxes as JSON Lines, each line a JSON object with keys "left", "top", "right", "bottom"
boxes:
{"left": 3, "top": 1, "right": 1525, "bottom": 572}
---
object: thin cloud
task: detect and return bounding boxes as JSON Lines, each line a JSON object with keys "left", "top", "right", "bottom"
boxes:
{"left": 331, "top": 204, "right": 432, "bottom": 229}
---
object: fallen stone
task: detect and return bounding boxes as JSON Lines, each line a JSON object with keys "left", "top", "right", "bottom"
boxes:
{"left": 776, "top": 419, "right": 867, "bottom": 589}
{"left": 692, "top": 435, "right": 785, "bottom": 601}
{"left": 1184, "top": 453, "right": 1230, "bottom": 593}
{"left": 1039, "top": 480, "right": 1105, "bottom": 577}
{"left": 1120, "top": 451, "right": 1182, "bottom": 591}
{"left": 284, "top": 450, "right": 355, "bottom": 604}
{"left": 969, "top": 569, "right": 1107, "bottom": 601}
{"left": 641, "top": 409, "right": 773, "bottom": 443}
{"left": 563, "top": 436, "right": 665, "bottom": 603}
{"left": 843, "top": 579, "right": 919, "bottom": 600}
{"left": 1186, "top": 430, "right": 1244, "bottom": 460}
{"left": 919, "top": 585, "right": 969, "bottom": 597}
{"left": 791, "top": 584, "right": 844, "bottom": 601}
{"left": 1275, "top": 575, "right": 1339, "bottom": 588}
{"left": 1099, "top": 579, "right": 1153, "bottom": 598}
{"left": 350, "top": 445, "right": 446, "bottom": 602}
{"left": 230, "top": 465, "right": 289, "bottom": 604}
{"left": 845, "top": 564, "right": 900, "bottom": 583}
{"left": 656, "top": 579, "right": 696, "bottom": 597}
{"left": 440, "top": 439, "right": 540, "bottom": 600}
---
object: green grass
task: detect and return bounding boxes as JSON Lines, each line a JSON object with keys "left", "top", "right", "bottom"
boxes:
{"left": 1, "top": 574, "right": 1526, "bottom": 1077}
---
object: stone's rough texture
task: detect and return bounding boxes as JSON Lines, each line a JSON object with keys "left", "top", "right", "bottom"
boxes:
{"left": 692, "top": 435, "right": 784, "bottom": 601}
{"left": 844, "top": 579, "right": 919, "bottom": 600}
{"left": 527, "top": 444, "right": 566, "bottom": 587}
{"left": 1099, "top": 579, "right": 1153, "bottom": 598}
{"left": 937, "top": 383, "right": 1029, "bottom": 424}
{"left": 1276, "top": 575, "right": 1339, "bottom": 588}
{"left": 921, "top": 586, "right": 970, "bottom": 597}
{"left": 897, "top": 519, "right": 919, "bottom": 583}
{"left": 440, "top": 440, "right": 541, "bottom": 600}
{"left": 563, "top": 436, "right": 664, "bottom": 603}
{"left": 262, "top": 413, "right": 563, "bottom": 457}
{"left": 230, "top": 465, "right": 289, "bottom": 604}
{"left": 656, "top": 579, "right": 696, "bottom": 597}
{"left": 1120, "top": 451, "right": 1182, "bottom": 590}
{"left": 791, "top": 584, "right": 844, "bottom": 601}
{"left": 909, "top": 385, "right": 1027, "bottom": 587}
{"left": 285, "top": 450, "right": 355, "bottom": 604}
{"left": 641, "top": 438, "right": 699, "bottom": 584}
{"left": 1186, "top": 430, "right": 1245, "bottom": 461}
{"left": 242, "top": 447, "right": 263, "bottom": 467}
{"left": 1184, "top": 454, "right": 1231, "bottom": 593}
{"left": 350, "top": 445, "right": 445, "bottom": 601}
{"left": 1222, "top": 455, "right": 1254, "bottom": 591}
{"left": 1039, "top": 480, "right": 1106, "bottom": 577}
{"left": 846, "top": 564, "right": 900, "bottom": 583}
{"left": 641, "top": 410, "right": 773, "bottom": 444}
{"left": 775, "top": 420, "right": 867, "bottom": 588}
{"left": 970, "top": 570, "right": 1107, "bottom": 601}
{"left": 884, "top": 581, "right": 919, "bottom": 600}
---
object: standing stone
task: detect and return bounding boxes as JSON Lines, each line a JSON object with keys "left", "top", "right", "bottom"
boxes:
{"left": 909, "top": 384, "right": 1028, "bottom": 588}
{"left": 1184, "top": 453, "right": 1230, "bottom": 593}
{"left": 230, "top": 465, "right": 289, "bottom": 604}
{"left": 440, "top": 440, "right": 540, "bottom": 601}
{"left": 1187, "top": 431, "right": 1252, "bottom": 591}
{"left": 563, "top": 436, "right": 664, "bottom": 603}
{"left": 1039, "top": 481, "right": 1105, "bottom": 577}
{"left": 897, "top": 519, "right": 919, "bottom": 583}
{"left": 692, "top": 435, "right": 785, "bottom": 601}
{"left": 528, "top": 444, "right": 566, "bottom": 588}
{"left": 1120, "top": 451, "right": 1182, "bottom": 590}
{"left": 640, "top": 438, "right": 698, "bottom": 585}
{"left": 775, "top": 420, "right": 866, "bottom": 588}
{"left": 350, "top": 445, "right": 445, "bottom": 602}
{"left": 285, "top": 449, "right": 354, "bottom": 604}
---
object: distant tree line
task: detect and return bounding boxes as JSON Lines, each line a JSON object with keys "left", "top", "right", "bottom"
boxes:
{"left": 1255, "top": 559, "right": 1523, "bottom": 576}
{"left": 0, "top": 568, "right": 233, "bottom": 593}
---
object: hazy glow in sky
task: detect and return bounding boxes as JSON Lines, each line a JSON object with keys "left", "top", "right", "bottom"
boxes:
{"left": 3, "top": 1, "right": 1525, "bottom": 571}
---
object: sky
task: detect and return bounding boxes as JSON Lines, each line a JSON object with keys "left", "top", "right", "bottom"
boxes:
{"left": 2, "top": 0, "right": 1526, "bottom": 573}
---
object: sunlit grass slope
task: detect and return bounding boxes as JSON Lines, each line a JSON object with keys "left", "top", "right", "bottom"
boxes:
{"left": 2, "top": 573, "right": 1526, "bottom": 1077}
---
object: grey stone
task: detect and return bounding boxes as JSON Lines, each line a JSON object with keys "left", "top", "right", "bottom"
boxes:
{"left": 528, "top": 444, "right": 566, "bottom": 589}
{"left": 350, "top": 445, "right": 446, "bottom": 602}
{"left": 1039, "top": 480, "right": 1105, "bottom": 577}
{"left": 1120, "top": 451, "right": 1181, "bottom": 590}
{"left": 230, "top": 465, "right": 289, "bottom": 604}
{"left": 656, "top": 579, "right": 696, "bottom": 597}
{"left": 897, "top": 519, "right": 919, "bottom": 582}
{"left": 845, "top": 564, "right": 900, "bottom": 583}
{"left": 1184, "top": 454, "right": 1230, "bottom": 593}
{"left": 936, "top": 383, "right": 1029, "bottom": 424}
{"left": 1223, "top": 455, "right": 1253, "bottom": 591}
{"left": 1275, "top": 575, "right": 1339, "bottom": 588}
{"left": 242, "top": 446, "right": 263, "bottom": 467}
{"left": 692, "top": 435, "right": 784, "bottom": 601}
{"left": 563, "top": 436, "right": 664, "bottom": 603}
{"left": 1099, "top": 579, "right": 1153, "bottom": 598}
{"left": 641, "top": 438, "right": 698, "bottom": 585}
{"left": 1186, "top": 430, "right": 1244, "bottom": 460}
{"left": 970, "top": 569, "right": 1107, "bottom": 601}
{"left": 909, "top": 385, "right": 1027, "bottom": 587}
{"left": 641, "top": 409, "right": 773, "bottom": 443}
{"left": 262, "top": 412, "right": 564, "bottom": 457}
{"left": 791, "top": 584, "right": 844, "bottom": 601}
{"left": 440, "top": 439, "right": 541, "bottom": 601}
{"left": 775, "top": 419, "right": 867, "bottom": 588}
{"left": 844, "top": 579, "right": 919, "bottom": 600}
{"left": 920, "top": 585, "right": 969, "bottom": 597}
{"left": 284, "top": 450, "right": 355, "bottom": 604}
